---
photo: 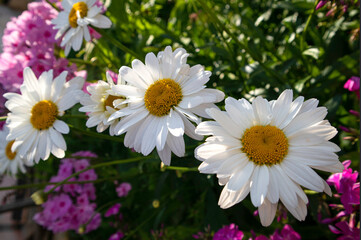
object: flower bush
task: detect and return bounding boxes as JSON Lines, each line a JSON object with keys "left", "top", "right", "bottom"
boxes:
{"left": 0, "top": 0, "right": 359, "bottom": 239}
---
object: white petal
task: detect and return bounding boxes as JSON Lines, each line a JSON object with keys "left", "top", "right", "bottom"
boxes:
{"left": 281, "top": 159, "right": 324, "bottom": 192}
{"left": 250, "top": 165, "right": 269, "bottom": 207}
{"left": 157, "top": 144, "right": 171, "bottom": 165}
{"left": 258, "top": 198, "right": 277, "bottom": 227}
{"left": 167, "top": 109, "right": 184, "bottom": 137}
{"left": 53, "top": 120, "right": 70, "bottom": 134}
{"left": 206, "top": 108, "right": 242, "bottom": 139}
{"left": 166, "top": 134, "right": 185, "bottom": 157}
{"left": 219, "top": 181, "right": 251, "bottom": 209}
{"left": 252, "top": 96, "right": 272, "bottom": 125}
{"left": 227, "top": 161, "right": 254, "bottom": 192}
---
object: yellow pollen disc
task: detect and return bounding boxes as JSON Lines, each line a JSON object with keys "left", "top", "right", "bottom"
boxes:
{"left": 30, "top": 100, "right": 59, "bottom": 130}
{"left": 5, "top": 140, "right": 16, "bottom": 160}
{"left": 241, "top": 125, "right": 288, "bottom": 166}
{"left": 103, "top": 95, "right": 126, "bottom": 110}
{"left": 69, "top": 2, "right": 88, "bottom": 28}
{"left": 144, "top": 79, "right": 183, "bottom": 117}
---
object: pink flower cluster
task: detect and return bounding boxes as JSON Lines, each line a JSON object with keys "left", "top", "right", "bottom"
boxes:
{"left": 193, "top": 223, "right": 300, "bottom": 240}
{"left": 33, "top": 151, "right": 101, "bottom": 234}
{"left": 251, "top": 225, "right": 300, "bottom": 240}
{"left": 0, "top": 1, "right": 77, "bottom": 94}
{"left": 213, "top": 223, "right": 244, "bottom": 240}
{"left": 323, "top": 160, "right": 360, "bottom": 239}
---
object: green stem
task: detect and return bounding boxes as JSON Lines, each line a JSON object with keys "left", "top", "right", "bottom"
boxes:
{"left": 300, "top": 0, "right": 318, "bottom": 51}
{"left": 0, "top": 176, "right": 123, "bottom": 192}
{"left": 45, "top": 0, "right": 60, "bottom": 11}
{"left": 45, "top": 156, "right": 149, "bottom": 195}
{"left": 95, "top": 28, "right": 143, "bottom": 59}
{"left": 69, "top": 124, "right": 124, "bottom": 143}
{"left": 164, "top": 166, "right": 198, "bottom": 172}
{"left": 0, "top": 116, "right": 6, "bottom": 121}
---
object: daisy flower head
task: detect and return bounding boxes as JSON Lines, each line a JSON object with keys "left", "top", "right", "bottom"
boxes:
{"left": 109, "top": 46, "right": 224, "bottom": 165}
{"left": 194, "top": 90, "right": 343, "bottom": 226}
{"left": 4, "top": 67, "right": 85, "bottom": 164}
{"left": 51, "top": 0, "right": 112, "bottom": 56}
{"left": 0, "top": 125, "right": 33, "bottom": 176}
{"left": 79, "top": 71, "right": 127, "bottom": 136}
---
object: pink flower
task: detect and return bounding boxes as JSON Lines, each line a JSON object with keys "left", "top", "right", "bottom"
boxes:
{"left": 109, "top": 231, "right": 125, "bottom": 240}
{"left": 42, "top": 194, "right": 72, "bottom": 222}
{"left": 316, "top": 0, "right": 329, "bottom": 10}
{"left": 344, "top": 76, "right": 360, "bottom": 98}
{"left": 213, "top": 223, "right": 244, "bottom": 240}
{"left": 79, "top": 169, "right": 98, "bottom": 182}
{"left": 105, "top": 203, "right": 122, "bottom": 217}
{"left": 327, "top": 160, "right": 359, "bottom": 214}
{"left": 116, "top": 182, "right": 132, "bottom": 198}
{"left": 269, "top": 224, "right": 301, "bottom": 240}
{"left": 86, "top": 212, "right": 102, "bottom": 233}
{"left": 73, "top": 159, "right": 90, "bottom": 172}
{"left": 58, "top": 161, "right": 73, "bottom": 178}
{"left": 34, "top": 151, "right": 101, "bottom": 234}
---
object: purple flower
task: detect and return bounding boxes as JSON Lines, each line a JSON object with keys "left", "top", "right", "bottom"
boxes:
{"left": 105, "top": 203, "right": 122, "bottom": 217}
{"left": 329, "top": 220, "right": 360, "bottom": 240}
{"left": 116, "top": 182, "right": 132, "bottom": 198}
{"left": 254, "top": 236, "right": 269, "bottom": 240}
{"left": 269, "top": 224, "right": 301, "bottom": 240}
{"left": 213, "top": 223, "right": 244, "bottom": 240}
{"left": 77, "top": 193, "right": 90, "bottom": 206}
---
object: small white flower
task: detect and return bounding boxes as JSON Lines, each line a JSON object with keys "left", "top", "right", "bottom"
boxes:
{"left": 0, "top": 126, "right": 33, "bottom": 176}
{"left": 52, "top": 0, "right": 112, "bottom": 55}
{"left": 79, "top": 72, "right": 127, "bottom": 136}
{"left": 4, "top": 67, "right": 84, "bottom": 164}
{"left": 109, "top": 46, "right": 224, "bottom": 165}
{"left": 195, "top": 90, "right": 343, "bottom": 226}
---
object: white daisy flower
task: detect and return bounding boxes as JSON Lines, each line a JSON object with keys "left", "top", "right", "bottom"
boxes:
{"left": 194, "top": 90, "right": 343, "bottom": 226}
{"left": 79, "top": 72, "right": 127, "bottom": 136}
{"left": 0, "top": 126, "right": 33, "bottom": 176}
{"left": 4, "top": 67, "right": 85, "bottom": 164}
{"left": 51, "top": 0, "right": 112, "bottom": 56}
{"left": 108, "top": 46, "right": 224, "bottom": 165}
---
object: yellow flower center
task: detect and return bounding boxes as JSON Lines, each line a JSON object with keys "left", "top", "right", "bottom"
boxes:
{"left": 144, "top": 79, "right": 183, "bottom": 117}
{"left": 68, "top": 2, "right": 88, "bottom": 28}
{"left": 30, "top": 100, "right": 59, "bottom": 130}
{"left": 241, "top": 125, "right": 288, "bottom": 166}
{"left": 5, "top": 140, "right": 16, "bottom": 160}
{"left": 103, "top": 95, "right": 126, "bottom": 110}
